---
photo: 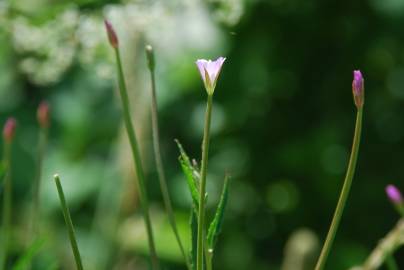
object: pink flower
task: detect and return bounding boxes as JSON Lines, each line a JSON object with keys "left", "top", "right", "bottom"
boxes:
{"left": 386, "top": 184, "right": 402, "bottom": 204}
{"left": 37, "top": 101, "right": 50, "bottom": 128}
{"left": 196, "top": 57, "right": 226, "bottom": 95}
{"left": 352, "top": 70, "right": 364, "bottom": 108}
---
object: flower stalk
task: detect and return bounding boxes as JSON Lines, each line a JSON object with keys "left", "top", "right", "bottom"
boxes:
{"left": 197, "top": 94, "right": 213, "bottom": 270}
{"left": 54, "top": 174, "right": 83, "bottom": 270}
{"left": 195, "top": 57, "right": 225, "bottom": 270}
{"left": 315, "top": 71, "right": 365, "bottom": 270}
{"left": 32, "top": 101, "right": 50, "bottom": 236}
{"left": 145, "top": 45, "right": 191, "bottom": 270}
{"left": 0, "top": 117, "right": 16, "bottom": 270}
{"left": 105, "top": 20, "right": 159, "bottom": 269}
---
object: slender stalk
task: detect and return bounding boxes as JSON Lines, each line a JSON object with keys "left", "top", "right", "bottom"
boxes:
{"left": 114, "top": 47, "right": 159, "bottom": 269}
{"left": 315, "top": 108, "right": 363, "bottom": 270}
{"left": 54, "top": 174, "right": 83, "bottom": 270}
{"left": 145, "top": 46, "right": 191, "bottom": 270}
{"left": 386, "top": 255, "right": 398, "bottom": 270}
{"left": 31, "top": 127, "right": 48, "bottom": 236}
{"left": 197, "top": 94, "right": 213, "bottom": 270}
{"left": 0, "top": 142, "right": 12, "bottom": 269}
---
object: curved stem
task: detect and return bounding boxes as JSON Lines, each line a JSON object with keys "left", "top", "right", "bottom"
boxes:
{"left": 54, "top": 174, "right": 83, "bottom": 270}
{"left": 315, "top": 108, "right": 363, "bottom": 270}
{"left": 114, "top": 48, "right": 159, "bottom": 269}
{"left": 147, "top": 58, "right": 191, "bottom": 270}
{"left": 197, "top": 94, "right": 213, "bottom": 270}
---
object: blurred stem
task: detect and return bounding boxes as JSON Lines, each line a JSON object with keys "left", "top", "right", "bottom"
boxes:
{"left": 114, "top": 48, "right": 159, "bottom": 269}
{"left": 315, "top": 108, "right": 363, "bottom": 270}
{"left": 386, "top": 255, "right": 398, "bottom": 270}
{"left": 32, "top": 127, "right": 48, "bottom": 236}
{"left": 146, "top": 47, "right": 191, "bottom": 270}
{"left": 54, "top": 174, "right": 83, "bottom": 270}
{"left": 0, "top": 142, "right": 12, "bottom": 270}
{"left": 197, "top": 94, "right": 213, "bottom": 270}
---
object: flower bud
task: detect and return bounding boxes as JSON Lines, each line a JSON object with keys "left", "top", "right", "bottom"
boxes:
{"left": 352, "top": 70, "right": 364, "bottom": 108}
{"left": 145, "top": 45, "right": 155, "bottom": 71}
{"left": 104, "top": 19, "right": 119, "bottom": 48}
{"left": 37, "top": 101, "right": 50, "bottom": 128}
{"left": 3, "top": 117, "right": 17, "bottom": 143}
{"left": 386, "top": 184, "right": 403, "bottom": 205}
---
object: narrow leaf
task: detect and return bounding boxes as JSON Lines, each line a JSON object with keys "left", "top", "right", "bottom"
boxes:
{"left": 175, "top": 139, "right": 200, "bottom": 207}
{"left": 180, "top": 158, "right": 200, "bottom": 208}
{"left": 190, "top": 206, "right": 198, "bottom": 270}
{"left": 207, "top": 174, "right": 230, "bottom": 250}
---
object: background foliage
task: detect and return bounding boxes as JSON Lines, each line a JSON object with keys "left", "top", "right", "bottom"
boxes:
{"left": 1, "top": 0, "right": 404, "bottom": 269}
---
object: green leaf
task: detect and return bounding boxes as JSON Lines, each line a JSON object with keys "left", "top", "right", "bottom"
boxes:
{"left": 189, "top": 206, "right": 198, "bottom": 270}
{"left": 12, "top": 238, "right": 46, "bottom": 270}
{"left": 175, "top": 139, "right": 200, "bottom": 207}
{"left": 207, "top": 174, "right": 230, "bottom": 251}
{"left": 179, "top": 159, "right": 200, "bottom": 208}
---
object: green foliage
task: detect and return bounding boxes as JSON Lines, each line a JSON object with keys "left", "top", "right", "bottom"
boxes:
{"left": 207, "top": 175, "right": 230, "bottom": 251}
{"left": 176, "top": 139, "right": 200, "bottom": 209}
{"left": 190, "top": 207, "right": 198, "bottom": 270}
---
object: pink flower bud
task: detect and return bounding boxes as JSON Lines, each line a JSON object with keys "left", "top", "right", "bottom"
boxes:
{"left": 104, "top": 20, "right": 119, "bottom": 48}
{"left": 3, "top": 117, "right": 17, "bottom": 143}
{"left": 352, "top": 70, "right": 364, "bottom": 108}
{"left": 37, "top": 101, "right": 50, "bottom": 128}
{"left": 386, "top": 184, "right": 403, "bottom": 205}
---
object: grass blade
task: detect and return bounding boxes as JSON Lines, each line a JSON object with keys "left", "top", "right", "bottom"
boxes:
{"left": 54, "top": 174, "right": 84, "bottom": 270}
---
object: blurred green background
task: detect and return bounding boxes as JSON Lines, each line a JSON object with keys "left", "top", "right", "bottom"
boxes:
{"left": 1, "top": 0, "right": 404, "bottom": 269}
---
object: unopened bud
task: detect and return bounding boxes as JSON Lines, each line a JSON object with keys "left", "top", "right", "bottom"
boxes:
{"left": 145, "top": 45, "right": 155, "bottom": 71}
{"left": 352, "top": 70, "right": 364, "bottom": 108}
{"left": 3, "top": 117, "right": 17, "bottom": 143}
{"left": 104, "top": 19, "right": 119, "bottom": 48}
{"left": 386, "top": 184, "right": 403, "bottom": 205}
{"left": 37, "top": 101, "right": 50, "bottom": 128}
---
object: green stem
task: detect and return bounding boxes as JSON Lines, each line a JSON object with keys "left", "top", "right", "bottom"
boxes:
{"left": 0, "top": 142, "right": 12, "bottom": 270}
{"left": 31, "top": 127, "right": 48, "bottom": 236}
{"left": 386, "top": 254, "right": 398, "bottom": 270}
{"left": 315, "top": 108, "right": 363, "bottom": 270}
{"left": 197, "top": 94, "right": 213, "bottom": 270}
{"left": 54, "top": 174, "right": 83, "bottom": 270}
{"left": 146, "top": 49, "right": 191, "bottom": 270}
{"left": 114, "top": 48, "right": 159, "bottom": 269}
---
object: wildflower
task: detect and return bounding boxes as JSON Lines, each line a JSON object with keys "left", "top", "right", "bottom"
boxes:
{"left": 104, "top": 20, "right": 118, "bottom": 49}
{"left": 196, "top": 57, "right": 226, "bottom": 95}
{"left": 352, "top": 70, "right": 364, "bottom": 108}
{"left": 386, "top": 184, "right": 403, "bottom": 205}
{"left": 37, "top": 101, "right": 50, "bottom": 128}
{"left": 3, "top": 118, "right": 17, "bottom": 143}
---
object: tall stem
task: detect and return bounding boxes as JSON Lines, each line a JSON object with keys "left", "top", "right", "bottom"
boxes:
{"left": 32, "top": 127, "right": 48, "bottom": 236}
{"left": 197, "top": 94, "right": 213, "bottom": 270}
{"left": 54, "top": 174, "right": 83, "bottom": 270}
{"left": 146, "top": 50, "right": 191, "bottom": 270}
{"left": 315, "top": 108, "right": 363, "bottom": 270}
{"left": 114, "top": 48, "right": 159, "bottom": 269}
{"left": 0, "top": 142, "right": 12, "bottom": 269}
